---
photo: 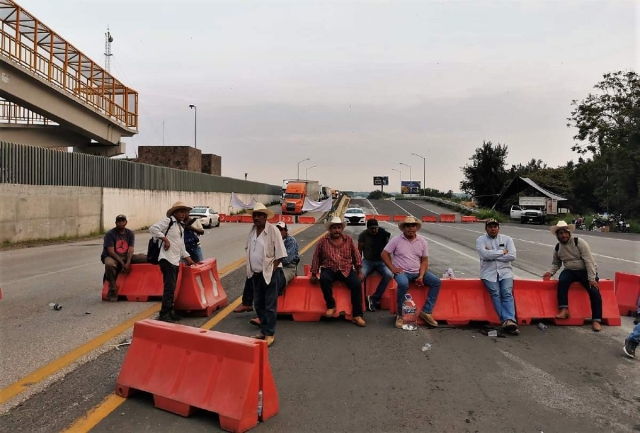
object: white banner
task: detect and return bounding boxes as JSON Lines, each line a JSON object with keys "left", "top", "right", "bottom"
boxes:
{"left": 230, "top": 192, "right": 257, "bottom": 209}
{"left": 302, "top": 197, "right": 333, "bottom": 212}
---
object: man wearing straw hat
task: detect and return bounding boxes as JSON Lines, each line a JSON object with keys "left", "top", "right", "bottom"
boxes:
{"left": 543, "top": 220, "right": 603, "bottom": 332}
{"left": 310, "top": 216, "right": 366, "bottom": 327}
{"left": 244, "top": 203, "right": 287, "bottom": 347}
{"left": 382, "top": 216, "right": 441, "bottom": 329}
{"left": 149, "top": 201, "right": 196, "bottom": 322}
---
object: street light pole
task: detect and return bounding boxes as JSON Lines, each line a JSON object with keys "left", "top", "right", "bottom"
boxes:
{"left": 391, "top": 168, "right": 401, "bottom": 192}
{"left": 188, "top": 104, "right": 197, "bottom": 149}
{"left": 306, "top": 165, "right": 317, "bottom": 180}
{"left": 297, "top": 158, "right": 310, "bottom": 179}
{"left": 400, "top": 162, "right": 412, "bottom": 194}
{"left": 412, "top": 153, "right": 426, "bottom": 196}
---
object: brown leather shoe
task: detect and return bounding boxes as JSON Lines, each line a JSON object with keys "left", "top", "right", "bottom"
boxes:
{"left": 107, "top": 290, "right": 118, "bottom": 302}
{"left": 325, "top": 307, "right": 336, "bottom": 317}
{"left": 419, "top": 311, "right": 438, "bottom": 327}
{"left": 251, "top": 333, "right": 265, "bottom": 340}
{"left": 352, "top": 316, "right": 366, "bottom": 327}
{"left": 249, "top": 317, "right": 261, "bottom": 326}
{"left": 265, "top": 335, "right": 275, "bottom": 347}
{"left": 395, "top": 316, "right": 404, "bottom": 329}
{"left": 592, "top": 321, "right": 601, "bottom": 332}
{"left": 233, "top": 304, "right": 254, "bottom": 313}
{"left": 555, "top": 308, "right": 570, "bottom": 319}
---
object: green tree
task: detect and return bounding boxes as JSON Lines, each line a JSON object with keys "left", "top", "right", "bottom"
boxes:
{"left": 368, "top": 190, "right": 392, "bottom": 200}
{"left": 460, "top": 141, "right": 509, "bottom": 207}
{"left": 568, "top": 71, "right": 640, "bottom": 215}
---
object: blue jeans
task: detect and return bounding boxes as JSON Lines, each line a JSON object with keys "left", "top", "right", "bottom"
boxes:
{"left": 362, "top": 259, "right": 393, "bottom": 303}
{"left": 637, "top": 296, "right": 640, "bottom": 315}
{"left": 395, "top": 271, "right": 441, "bottom": 315}
{"left": 629, "top": 323, "right": 640, "bottom": 343}
{"left": 185, "top": 245, "right": 203, "bottom": 263}
{"left": 481, "top": 278, "right": 516, "bottom": 323}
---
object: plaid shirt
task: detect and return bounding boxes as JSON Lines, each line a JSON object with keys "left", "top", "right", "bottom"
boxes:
{"left": 282, "top": 235, "right": 299, "bottom": 266}
{"left": 311, "top": 233, "right": 362, "bottom": 277}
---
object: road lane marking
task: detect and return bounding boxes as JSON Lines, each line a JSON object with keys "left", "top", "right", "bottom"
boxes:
{"left": 62, "top": 228, "right": 327, "bottom": 432}
{"left": 0, "top": 262, "right": 97, "bottom": 286}
{"left": 0, "top": 226, "right": 314, "bottom": 406}
{"left": 364, "top": 199, "right": 378, "bottom": 215}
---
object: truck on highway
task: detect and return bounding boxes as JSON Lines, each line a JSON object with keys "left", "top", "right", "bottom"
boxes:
{"left": 510, "top": 196, "right": 559, "bottom": 224}
{"left": 281, "top": 180, "right": 321, "bottom": 214}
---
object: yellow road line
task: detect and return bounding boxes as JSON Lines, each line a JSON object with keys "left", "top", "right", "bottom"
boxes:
{"left": 63, "top": 227, "right": 326, "bottom": 432}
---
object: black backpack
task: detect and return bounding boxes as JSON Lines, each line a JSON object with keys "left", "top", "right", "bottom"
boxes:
{"left": 555, "top": 236, "right": 578, "bottom": 253}
{"left": 147, "top": 219, "right": 174, "bottom": 264}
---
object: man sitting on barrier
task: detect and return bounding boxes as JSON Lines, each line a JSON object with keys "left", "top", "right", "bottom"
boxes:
{"left": 150, "top": 202, "right": 196, "bottom": 322}
{"left": 543, "top": 221, "right": 603, "bottom": 332}
{"left": 358, "top": 218, "right": 392, "bottom": 312}
{"left": 475, "top": 219, "right": 519, "bottom": 335}
{"left": 183, "top": 216, "right": 205, "bottom": 263}
{"left": 310, "top": 216, "right": 366, "bottom": 327}
{"left": 623, "top": 322, "right": 640, "bottom": 358}
{"left": 244, "top": 203, "right": 287, "bottom": 347}
{"left": 381, "top": 216, "right": 441, "bottom": 329}
{"left": 101, "top": 214, "right": 147, "bottom": 302}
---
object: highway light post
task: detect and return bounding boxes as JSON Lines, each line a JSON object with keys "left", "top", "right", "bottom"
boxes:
{"left": 412, "top": 153, "right": 426, "bottom": 196}
{"left": 306, "top": 165, "right": 317, "bottom": 180}
{"left": 188, "top": 104, "right": 197, "bottom": 149}
{"left": 391, "top": 168, "right": 401, "bottom": 192}
{"left": 400, "top": 162, "right": 412, "bottom": 194}
{"left": 297, "top": 158, "right": 310, "bottom": 180}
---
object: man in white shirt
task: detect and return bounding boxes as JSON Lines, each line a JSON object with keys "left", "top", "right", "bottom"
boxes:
{"left": 475, "top": 219, "right": 519, "bottom": 335}
{"left": 244, "top": 203, "right": 287, "bottom": 347}
{"left": 149, "top": 202, "right": 195, "bottom": 322}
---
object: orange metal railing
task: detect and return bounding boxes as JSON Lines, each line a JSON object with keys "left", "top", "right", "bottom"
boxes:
{"left": 0, "top": 97, "right": 54, "bottom": 125}
{"left": 0, "top": 0, "right": 138, "bottom": 131}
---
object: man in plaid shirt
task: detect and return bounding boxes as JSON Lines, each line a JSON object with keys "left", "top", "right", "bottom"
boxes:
{"left": 310, "top": 216, "right": 366, "bottom": 327}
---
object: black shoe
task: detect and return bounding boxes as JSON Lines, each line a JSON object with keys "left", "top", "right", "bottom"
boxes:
{"left": 169, "top": 311, "right": 182, "bottom": 322}
{"left": 634, "top": 314, "right": 640, "bottom": 325}
{"left": 366, "top": 296, "right": 376, "bottom": 312}
{"left": 158, "top": 311, "right": 181, "bottom": 323}
{"left": 623, "top": 338, "right": 637, "bottom": 358}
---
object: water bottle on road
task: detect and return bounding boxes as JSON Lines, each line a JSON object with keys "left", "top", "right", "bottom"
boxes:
{"left": 257, "top": 390, "right": 263, "bottom": 418}
{"left": 402, "top": 294, "right": 417, "bottom": 331}
{"left": 49, "top": 303, "right": 62, "bottom": 311}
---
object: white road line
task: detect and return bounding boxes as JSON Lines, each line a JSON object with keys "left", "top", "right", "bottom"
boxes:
{"left": 390, "top": 201, "right": 414, "bottom": 216}
{"left": 504, "top": 225, "right": 639, "bottom": 243}
{"left": 0, "top": 262, "right": 97, "bottom": 286}
{"left": 364, "top": 199, "right": 379, "bottom": 215}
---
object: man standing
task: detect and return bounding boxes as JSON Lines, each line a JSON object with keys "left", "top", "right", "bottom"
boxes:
{"left": 183, "top": 216, "right": 205, "bottom": 263}
{"left": 358, "top": 218, "right": 392, "bottom": 312}
{"left": 310, "top": 216, "right": 366, "bottom": 327}
{"left": 101, "top": 215, "right": 147, "bottom": 302}
{"left": 475, "top": 219, "right": 519, "bottom": 335}
{"left": 244, "top": 203, "right": 287, "bottom": 347}
{"left": 543, "top": 221, "right": 603, "bottom": 332}
{"left": 381, "top": 216, "right": 441, "bottom": 329}
{"left": 150, "top": 202, "right": 195, "bottom": 322}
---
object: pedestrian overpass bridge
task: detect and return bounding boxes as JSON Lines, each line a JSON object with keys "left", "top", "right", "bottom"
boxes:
{"left": 0, "top": 0, "right": 138, "bottom": 156}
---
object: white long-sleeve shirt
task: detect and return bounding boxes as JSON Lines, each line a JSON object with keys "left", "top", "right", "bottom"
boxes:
{"left": 149, "top": 216, "right": 191, "bottom": 266}
{"left": 245, "top": 223, "right": 287, "bottom": 285}
{"left": 476, "top": 233, "right": 516, "bottom": 282}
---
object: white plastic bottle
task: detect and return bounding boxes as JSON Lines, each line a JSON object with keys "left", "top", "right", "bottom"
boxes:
{"left": 401, "top": 294, "right": 417, "bottom": 331}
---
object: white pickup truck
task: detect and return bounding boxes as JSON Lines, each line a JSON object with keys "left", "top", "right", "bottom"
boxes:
{"left": 510, "top": 205, "right": 545, "bottom": 225}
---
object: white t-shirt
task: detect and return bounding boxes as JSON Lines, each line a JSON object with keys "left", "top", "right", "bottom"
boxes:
{"left": 249, "top": 230, "right": 266, "bottom": 272}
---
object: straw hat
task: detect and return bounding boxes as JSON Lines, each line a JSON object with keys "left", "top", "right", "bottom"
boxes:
{"left": 166, "top": 201, "right": 192, "bottom": 217}
{"left": 324, "top": 216, "right": 347, "bottom": 231}
{"left": 398, "top": 215, "right": 422, "bottom": 230}
{"left": 247, "top": 202, "right": 275, "bottom": 219}
{"left": 550, "top": 220, "right": 575, "bottom": 235}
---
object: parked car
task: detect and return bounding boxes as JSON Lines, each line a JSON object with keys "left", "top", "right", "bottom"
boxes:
{"left": 510, "top": 205, "right": 545, "bottom": 225}
{"left": 190, "top": 206, "right": 220, "bottom": 228}
{"left": 344, "top": 207, "right": 366, "bottom": 225}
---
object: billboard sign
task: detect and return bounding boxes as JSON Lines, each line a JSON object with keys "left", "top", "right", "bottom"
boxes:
{"left": 401, "top": 181, "right": 421, "bottom": 194}
{"left": 373, "top": 176, "right": 389, "bottom": 186}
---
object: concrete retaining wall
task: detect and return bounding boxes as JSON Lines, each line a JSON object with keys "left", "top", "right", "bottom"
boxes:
{"left": 0, "top": 184, "right": 279, "bottom": 243}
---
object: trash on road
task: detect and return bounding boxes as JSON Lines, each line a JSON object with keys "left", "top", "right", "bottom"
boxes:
{"left": 422, "top": 343, "right": 432, "bottom": 352}
{"left": 488, "top": 330, "right": 498, "bottom": 337}
{"left": 48, "top": 303, "right": 62, "bottom": 311}
{"left": 538, "top": 322, "right": 548, "bottom": 331}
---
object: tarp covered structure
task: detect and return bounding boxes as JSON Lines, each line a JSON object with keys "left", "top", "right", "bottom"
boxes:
{"left": 492, "top": 177, "right": 566, "bottom": 210}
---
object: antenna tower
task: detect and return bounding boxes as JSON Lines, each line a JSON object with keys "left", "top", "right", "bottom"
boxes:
{"left": 104, "top": 27, "right": 113, "bottom": 72}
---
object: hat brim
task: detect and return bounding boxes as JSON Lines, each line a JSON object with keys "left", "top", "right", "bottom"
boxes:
{"left": 166, "top": 205, "right": 193, "bottom": 217}
{"left": 247, "top": 208, "right": 275, "bottom": 219}
{"left": 550, "top": 224, "right": 575, "bottom": 235}
{"left": 324, "top": 220, "right": 347, "bottom": 231}
{"left": 398, "top": 221, "right": 422, "bottom": 230}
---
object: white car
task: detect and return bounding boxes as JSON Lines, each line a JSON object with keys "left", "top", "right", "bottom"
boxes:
{"left": 190, "top": 206, "right": 220, "bottom": 228}
{"left": 344, "top": 208, "right": 366, "bottom": 225}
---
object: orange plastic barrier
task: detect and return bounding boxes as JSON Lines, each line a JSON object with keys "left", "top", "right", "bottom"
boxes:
{"left": 277, "top": 276, "right": 362, "bottom": 322}
{"left": 363, "top": 273, "right": 396, "bottom": 310}
{"left": 116, "top": 320, "right": 278, "bottom": 432}
{"left": 421, "top": 216, "right": 437, "bottom": 223}
{"left": 298, "top": 216, "right": 315, "bottom": 224}
{"left": 303, "top": 264, "right": 311, "bottom": 276}
{"left": 101, "top": 263, "right": 183, "bottom": 302}
{"left": 219, "top": 214, "right": 227, "bottom": 222}
{"left": 174, "top": 259, "right": 228, "bottom": 316}
{"left": 392, "top": 215, "right": 406, "bottom": 222}
{"left": 388, "top": 279, "right": 500, "bottom": 325}
{"left": 376, "top": 215, "right": 390, "bottom": 221}
{"left": 513, "top": 279, "right": 620, "bottom": 326}
{"left": 281, "top": 215, "right": 294, "bottom": 224}
{"left": 227, "top": 215, "right": 241, "bottom": 223}
{"left": 268, "top": 215, "right": 280, "bottom": 224}
{"left": 240, "top": 215, "right": 253, "bottom": 223}
{"left": 365, "top": 214, "right": 376, "bottom": 220}
{"left": 440, "top": 214, "right": 456, "bottom": 223}
{"left": 614, "top": 272, "right": 640, "bottom": 316}
{"left": 461, "top": 216, "right": 477, "bottom": 223}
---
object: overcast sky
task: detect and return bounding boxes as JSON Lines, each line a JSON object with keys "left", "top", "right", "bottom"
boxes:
{"left": 24, "top": 0, "right": 637, "bottom": 192}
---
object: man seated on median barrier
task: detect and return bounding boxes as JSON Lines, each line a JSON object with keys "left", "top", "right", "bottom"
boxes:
{"left": 309, "top": 216, "right": 366, "bottom": 327}
{"left": 244, "top": 203, "right": 287, "bottom": 347}
{"left": 623, "top": 322, "right": 640, "bottom": 359}
{"left": 381, "top": 216, "right": 441, "bottom": 329}
{"left": 475, "top": 219, "right": 519, "bottom": 335}
{"left": 543, "top": 220, "right": 603, "bottom": 332}
{"left": 358, "top": 218, "right": 392, "bottom": 312}
{"left": 101, "top": 214, "right": 147, "bottom": 302}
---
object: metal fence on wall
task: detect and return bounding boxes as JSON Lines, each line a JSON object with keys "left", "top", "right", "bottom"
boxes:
{"left": 0, "top": 142, "right": 281, "bottom": 195}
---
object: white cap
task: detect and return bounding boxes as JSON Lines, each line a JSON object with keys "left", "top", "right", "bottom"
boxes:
{"left": 275, "top": 221, "right": 287, "bottom": 230}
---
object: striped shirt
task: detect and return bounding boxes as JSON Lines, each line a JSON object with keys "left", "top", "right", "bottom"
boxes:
{"left": 311, "top": 233, "right": 362, "bottom": 277}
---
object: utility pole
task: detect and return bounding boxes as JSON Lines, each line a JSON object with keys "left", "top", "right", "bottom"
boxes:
{"left": 189, "top": 105, "right": 197, "bottom": 149}
{"left": 104, "top": 27, "right": 113, "bottom": 72}
{"left": 412, "top": 153, "right": 426, "bottom": 196}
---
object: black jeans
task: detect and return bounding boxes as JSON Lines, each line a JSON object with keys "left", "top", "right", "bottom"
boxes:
{"left": 159, "top": 259, "right": 179, "bottom": 315}
{"left": 252, "top": 268, "right": 284, "bottom": 337}
{"left": 319, "top": 268, "right": 363, "bottom": 318}
{"left": 241, "top": 278, "right": 254, "bottom": 306}
{"left": 557, "top": 269, "right": 602, "bottom": 321}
